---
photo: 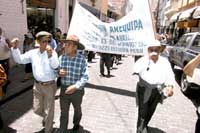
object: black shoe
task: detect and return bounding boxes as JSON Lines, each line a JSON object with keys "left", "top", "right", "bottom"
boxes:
{"left": 107, "top": 73, "right": 110, "bottom": 77}
{"left": 72, "top": 124, "right": 80, "bottom": 131}
{"left": 42, "top": 119, "right": 45, "bottom": 127}
{"left": 100, "top": 74, "right": 105, "bottom": 77}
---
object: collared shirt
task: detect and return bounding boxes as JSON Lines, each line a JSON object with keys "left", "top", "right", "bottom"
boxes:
{"left": 134, "top": 55, "right": 175, "bottom": 86}
{"left": 59, "top": 52, "right": 89, "bottom": 90}
{"left": 11, "top": 48, "right": 59, "bottom": 82}
{"left": 0, "top": 36, "right": 10, "bottom": 60}
{"left": 50, "top": 38, "right": 57, "bottom": 50}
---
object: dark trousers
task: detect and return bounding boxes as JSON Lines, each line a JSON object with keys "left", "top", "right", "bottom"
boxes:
{"left": 87, "top": 51, "right": 94, "bottom": 62}
{"left": 0, "top": 113, "right": 3, "bottom": 129}
{"left": 59, "top": 85, "right": 84, "bottom": 133}
{"left": 195, "top": 118, "right": 200, "bottom": 133}
{"left": 100, "top": 59, "right": 110, "bottom": 76}
{"left": 137, "top": 85, "right": 161, "bottom": 133}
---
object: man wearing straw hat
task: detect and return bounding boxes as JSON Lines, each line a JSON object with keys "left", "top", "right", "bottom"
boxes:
{"left": 133, "top": 39, "right": 175, "bottom": 133}
{"left": 58, "top": 34, "right": 88, "bottom": 132}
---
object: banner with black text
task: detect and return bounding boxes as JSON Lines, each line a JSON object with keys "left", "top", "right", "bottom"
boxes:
{"left": 68, "top": 1, "right": 155, "bottom": 55}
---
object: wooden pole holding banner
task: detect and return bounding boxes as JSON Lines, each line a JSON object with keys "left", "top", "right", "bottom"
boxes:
{"left": 148, "top": 0, "right": 157, "bottom": 40}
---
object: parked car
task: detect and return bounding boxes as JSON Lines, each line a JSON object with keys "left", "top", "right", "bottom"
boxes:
{"left": 169, "top": 32, "right": 200, "bottom": 95}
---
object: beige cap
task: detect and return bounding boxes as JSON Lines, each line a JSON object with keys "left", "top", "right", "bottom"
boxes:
{"left": 35, "top": 31, "right": 51, "bottom": 40}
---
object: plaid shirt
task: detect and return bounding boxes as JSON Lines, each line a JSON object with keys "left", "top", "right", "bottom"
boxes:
{"left": 59, "top": 52, "right": 89, "bottom": 90}
{"left": 0, "top": 65, "right": 7, "bottom": 87}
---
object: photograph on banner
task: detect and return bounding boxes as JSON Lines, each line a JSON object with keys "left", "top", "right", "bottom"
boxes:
{"left": 67, "top": 0, "right": 155, "bottom": 55}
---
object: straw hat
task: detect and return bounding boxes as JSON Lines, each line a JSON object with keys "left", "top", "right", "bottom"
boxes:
{"left": 61, "top": 34, "right": 85, "bottom": 50}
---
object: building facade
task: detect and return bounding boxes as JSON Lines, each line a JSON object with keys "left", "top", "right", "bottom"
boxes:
{"left": 164, "top": 0, "right": 200, "bottom": 44}
{"left": 0, "top": 0, "right": 27, "bottom": 44}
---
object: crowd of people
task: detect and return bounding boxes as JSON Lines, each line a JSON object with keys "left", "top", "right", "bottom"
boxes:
{"left": 0, "top": 25, "right": 199, "bottom": 133}
{"left": 0, "top": 26, "right": 124, "bottom": 132}
{"left": 0, "top": 27, "right": 90, "bottom": 133}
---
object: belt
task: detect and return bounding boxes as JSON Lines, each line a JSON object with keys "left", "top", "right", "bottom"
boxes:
{"left": 35, "top": 80, "right": 55, "bottom": 85}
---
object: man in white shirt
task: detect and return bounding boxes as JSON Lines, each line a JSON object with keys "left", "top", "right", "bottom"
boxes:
{"left": 133, "top": 40, "right": 175, "bottom": 133}
{"left": 183, "top": 54, "right": 200, "bottom": 133}
{"left": 11, "top": 31, "right": 59, "bottom": 133}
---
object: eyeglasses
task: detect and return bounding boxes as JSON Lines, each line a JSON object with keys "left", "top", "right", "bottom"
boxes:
{"left": 148, "top": 47, "right": 160, "bottom": 53}
{"left": 41, "top": 40, "right": 51, "bottom": 44}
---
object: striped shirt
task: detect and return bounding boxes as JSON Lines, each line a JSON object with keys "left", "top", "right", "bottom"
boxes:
{"left": 59, "top": 52, "right": 89, "bottom": 90}
{"left": 0, "top": 64, "right": 6, "bottom": 87}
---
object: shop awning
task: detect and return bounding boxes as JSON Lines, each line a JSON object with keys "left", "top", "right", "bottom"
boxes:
{"left": 79, "top": 2, "right": 101, "bottom": 17}
{"left": 193, "top": 6, "right": 200, "bottom": 19}
{"left": 179, "top": 7, "right": 197, "bottom": 21}
{"left": 29, "top": 0, "right": 56, "bottom": 9}
{"left": 170, "top": 12, "right": 181, "bottom": 23}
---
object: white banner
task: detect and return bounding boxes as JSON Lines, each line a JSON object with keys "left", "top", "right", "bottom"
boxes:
{"left": 68, "top": 1, "right": 155, "bottom": 55}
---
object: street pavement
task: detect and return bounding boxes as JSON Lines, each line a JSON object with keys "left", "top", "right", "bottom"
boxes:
{"left": 0, "top": 55, "right": 197, "bottom": 133}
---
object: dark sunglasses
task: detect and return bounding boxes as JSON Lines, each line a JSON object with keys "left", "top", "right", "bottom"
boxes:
{"left": 148, "top": 47, "right": 160, "bottom": 53}
{"left": 41, "top": 40, "right": 51, "bottom": 44}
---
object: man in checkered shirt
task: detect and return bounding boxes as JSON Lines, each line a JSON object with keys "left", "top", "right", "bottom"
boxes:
{"left": 58, "top": 35, "right": 88, "bottom": 132}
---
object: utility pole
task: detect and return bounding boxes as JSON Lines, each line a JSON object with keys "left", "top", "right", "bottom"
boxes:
{"left": 156, "top": 0, "right": 161, "bottom": 33}
{"left": 100, "top": 0, "right": 108, "bottom": 21}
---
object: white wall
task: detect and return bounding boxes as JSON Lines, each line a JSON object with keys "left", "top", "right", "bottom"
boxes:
{"left": 55, "top": 0, "right": 69, "bottom": 33}
{"left": 0, "top": 0, "right": 28, "bottom": 67}
{"left": 0, "top": 0, "right": 27, "bottom": 43}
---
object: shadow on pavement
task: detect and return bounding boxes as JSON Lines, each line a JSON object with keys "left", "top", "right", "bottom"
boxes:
{"left": 86, "top": 83, "right": 136, "bottom": 97}
{"left": 1, "top": 89, "right": 33, "bottom": 131}
{"left": 0, "top": 86, "right": 32, "bottom": 106}
{"left": 67, "top": 128, "right": 91, "bottom": 133}
{"left": 52, "top": 127, "right": 91, "bottom": 133}
{"left": 1, "top": 126, "right": 17, "bottom": 133}
{"left": 110, "top": 67, "right": 118, "bottom": 70}
{"left": 148, "top": 126, "right": 166, "bottom": 133}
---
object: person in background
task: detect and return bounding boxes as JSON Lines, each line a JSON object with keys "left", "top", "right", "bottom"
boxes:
{"left": 11, "top": 31, "right": 59, "bottom": 133}
{"left": 50, "top": 36, "right": 57, "bottom": 51}
{"left": 0, "top": 27, "right": 11, "bottom": 95}
{"left": 58, "top": 35, "right": 88, "bottom": 132}
{"left": 55, "top": 30, "right": 65, "bottom": 56}
{"left": 133, "top": 40, "right": 175, "bottom": 133}
{"left": 99, "top": 53, "right": 112, "bottom": 77}
{"left": 0, "top": 64, "right": 7, "bottom": 132}
{"left": 160, "top": 41, "right": 169, "bottom": 59}
{"left": 87, "top": 51, "right": 95, "bottom": 62}
{"left": 21, "top": 34, "right": 34, "bottom": 82}
{"left": 183, "top": 54, "right": 200, "bottom": 133}
{"left": 54, "top": 28, "right": 62, "bottom": 43}
{"left": 0, "top": 64, "right": 6, "bottom": 99}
